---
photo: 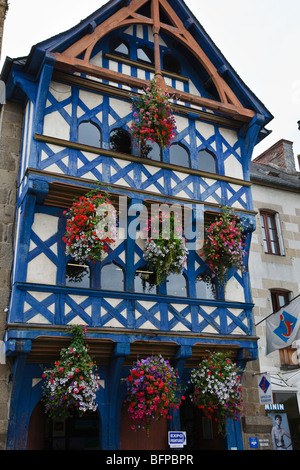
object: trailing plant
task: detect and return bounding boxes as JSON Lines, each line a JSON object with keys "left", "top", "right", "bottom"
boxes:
{"left": 62, "top": 190, "right": 117, "bottom": 263}
{"left": 42, "top": 325, "right": 100, "bottom": 419}
{"left": 200, "top": 206, "right": 246, "bottom": 286}
{"left": 131, "top": 77, "right": 177, "bottom": 157}
{"left": 125, "top": 355, "right": 184, "bottom": 433}
{"left": 143, "top": 209, "right": 188, "bottom": 285}
{"left": 190, "top": 352, "right": 244, "bottom": 433}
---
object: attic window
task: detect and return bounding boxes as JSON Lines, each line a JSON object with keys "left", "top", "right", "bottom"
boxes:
{"left": 110, "top": 38, "right": 129, "bottom": 57}
{"left": 163, "top": 54, "right": 181, "bottom": 75}
{"left": 137, "top": 46, "right": 154, "bottom": 65}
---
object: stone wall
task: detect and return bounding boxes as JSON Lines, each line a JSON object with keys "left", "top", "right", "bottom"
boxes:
{"left": 241, "top": 359, "right": 273, "bottom": 450}
{"left": 0, "top": 100, "right": 23, "bottom": 449}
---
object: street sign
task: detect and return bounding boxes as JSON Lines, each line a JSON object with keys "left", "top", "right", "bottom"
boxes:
{"left": 168, "top": 431, "right": 187, "bottom": 448}
{"left": 257, "top": 373, "right": 273, "bottom": 405}
{"left": 249, "top": 437, "right": 259, "bottom": 449}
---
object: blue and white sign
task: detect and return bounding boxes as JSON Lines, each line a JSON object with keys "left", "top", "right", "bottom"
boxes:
{"left": 168, "top": 431, "right": 187, "bottom": 448}
{"left": 257, "top": 373, "right": 273, "bottom": 404}
{"left": 249, "top": 437, "right": 259, "bottom": 449}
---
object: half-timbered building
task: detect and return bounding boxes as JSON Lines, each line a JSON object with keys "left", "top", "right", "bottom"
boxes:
{"left": 1, "top": 0, "right": 273, "bottom": 450}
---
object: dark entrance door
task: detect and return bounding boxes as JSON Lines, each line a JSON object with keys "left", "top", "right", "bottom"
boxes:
{"left": 27, "top": 402, "right": 101, "bottom": 450}
{"left": 180, "top": 391, "right": 225, "bottom": 450}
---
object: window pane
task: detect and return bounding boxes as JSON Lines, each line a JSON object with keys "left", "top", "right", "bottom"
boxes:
{"left": 110, "top": 128, "right": 132, "bottom": 154}
{"left": 195, "top": 277, "right": 216, "bottom": 299}
{"left": 137, "top": 47, "right": 154, "bottom": 64}
{"left": 66, "top": 262, "right": 90, "bottom": 288}
{"left": 145, "top": 141, "right": 161, "bottom": 160}
{"left": 278, "top": 295, "right": 288, "bottom": 307}
{"left": 163, "top": 54, "right": 181, "bottom": 75}
{"left": 260, "top": 212, "right": 280, "bottom": 255}
{"left": 78, "top": 122, "right": 101, "bottom": 147}
{"left": 114, "top": 42, "right": 129, "bottom": 56}
{"left": 271, "top": 241, "right": 279, "bottom": 255}
{"left": 110, "top": 39, "right": 129, "bottom": 57}
{"left": 101, "top": 263, "right": 124, "bottom": 291}
{"left": 198, "top": 149, "right": 217, "bottom": 173}
{"left": 134, "top": 269, "right": 157, "bottom": 294}
{"left": 170, "top": 144, "right": 190, "bottom": 167}
{"left": 166, "top": 273, "right": 187, "bottom": 297}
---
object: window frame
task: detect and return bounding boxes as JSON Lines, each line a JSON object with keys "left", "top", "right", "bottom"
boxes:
{"left": 136, "top": 45, "right": 154, "bottom": 65}
{"left": 260, "top": 211, "right": 282, "bottom": 255}
{"left": 197, "top": 148, "right": 217, "bottom": 174}
{"left": 78, "top": 120, "right": 102, "bottom": 148}
{"left": 109, "top": 38, "right": 130, "bottom": 58}
{"left": 109, "top": 127, "right": 132, "bottom": 155}
{"left": 169, "top": 142, "right": 190, "bottom": 168}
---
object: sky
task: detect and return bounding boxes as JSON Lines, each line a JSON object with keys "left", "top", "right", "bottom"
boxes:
{"left": 1, "top": 0, "right": 300, "bottom": 163}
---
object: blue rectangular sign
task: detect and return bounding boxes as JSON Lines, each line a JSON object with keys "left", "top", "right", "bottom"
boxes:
{"left": 168, "top": 431, "right": 186, "bottom": 447}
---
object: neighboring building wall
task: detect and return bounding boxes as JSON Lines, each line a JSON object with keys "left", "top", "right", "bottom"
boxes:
{"left": 251, "top": 182, "right": 300, "bottom": 369}
{"left": 0, "top": 101, "right": 23, "bottom": 449}
{"left": 249, "top": 141, "right": 300, "bottom": 450}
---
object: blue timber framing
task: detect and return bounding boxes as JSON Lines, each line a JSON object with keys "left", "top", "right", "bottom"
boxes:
{"left": 1, "top": 0, "right": 273, "bottom": 451}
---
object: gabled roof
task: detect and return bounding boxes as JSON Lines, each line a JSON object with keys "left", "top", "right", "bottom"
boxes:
{"left": 2, "top": 0, "right": 273, "bottom": 126}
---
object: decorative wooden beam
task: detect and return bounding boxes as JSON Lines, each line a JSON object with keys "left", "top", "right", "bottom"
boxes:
{"left": 52, "top": 53, "right": 255, "bottom": 121}
{"left": 54, "top": 0, "right": 249, "bottom": 111}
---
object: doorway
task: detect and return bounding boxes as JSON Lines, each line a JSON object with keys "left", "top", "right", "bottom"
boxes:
{"left": 180, "top": 391, "right": 225, "bottom": 450}
{"left": 120, "top": 402, "right": 168, "bottom": 450}
{"left": 27, "top": 402, "right": 101, "bottom": 450}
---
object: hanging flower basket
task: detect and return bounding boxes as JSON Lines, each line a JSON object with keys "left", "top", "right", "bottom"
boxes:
{"left": 143, "top": 210, "right": 188, "bottom": 285}
{"left": 62, "top": 190, "right": 117, "bottom": 263}
{"left": 200, "top": 206, "right": 246, "bottom": 286}
{"left": 131, "top": 77, "right": 177, "bottom": 157}
{"left": 190, "top": 352, "right": 244, "bottom": 433}
{"left": 42, "top": 325, "right": 100, "bottom": 419}
{"left": 124, "top": 355, "right": 184, "bottom": 434}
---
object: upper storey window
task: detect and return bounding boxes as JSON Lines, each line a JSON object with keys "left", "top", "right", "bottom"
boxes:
{"left": 169, "top": 143, "right": 190, "bottom": 168}
{"left": 137, "top": 46, "right": 154, "bottom": 65}
{"left": 162, "top": 54, "right": 181, "bottom": 75}
{"left": 110, "top": 128, "right": 132, "bottom": 154}
{"left": 109, "top": 38, "right": 130, "bottom": 57}
{"left": 198, "top": 149, "right": 217, "bottom": 174}
{"left": 78, "top": 121, "right": 101, "bottom": 148}
{"left": 260, "top": 211, "right": 283, "bottom": 255}
{"left": 101, "top": 263, "right": 125, "bottom": 291}
{"left": 65, "top": 261, "right": 90, "bottom": 288}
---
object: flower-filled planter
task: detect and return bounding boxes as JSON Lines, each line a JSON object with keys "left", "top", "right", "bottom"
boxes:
{"left": 62, "top": 190, "right": 117, "bottom": 263}
{"left": 190, "top": 352, "right": 244, "bottom": 433}
{"left": 131, "top": 77, "right": 177, "bottom": 157}
{"left": 200, "top": 207, "right": 246, "bottom": 286}
{"left": 125, "top": 355, "right": 184, "bottom": 433}
{"left": 42, "top": 325, "right": 100, "bottom": 419}
{"left": 143, "top": 210, "right": 188, "bottom": 286}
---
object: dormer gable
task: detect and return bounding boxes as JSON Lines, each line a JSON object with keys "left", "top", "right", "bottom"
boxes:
{"left": 11, "top": 0, "right": 272, "bottom": 126}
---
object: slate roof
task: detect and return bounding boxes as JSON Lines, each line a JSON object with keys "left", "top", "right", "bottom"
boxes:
{"left": 250, "top": 161, "right": 300, "bottom": 192}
